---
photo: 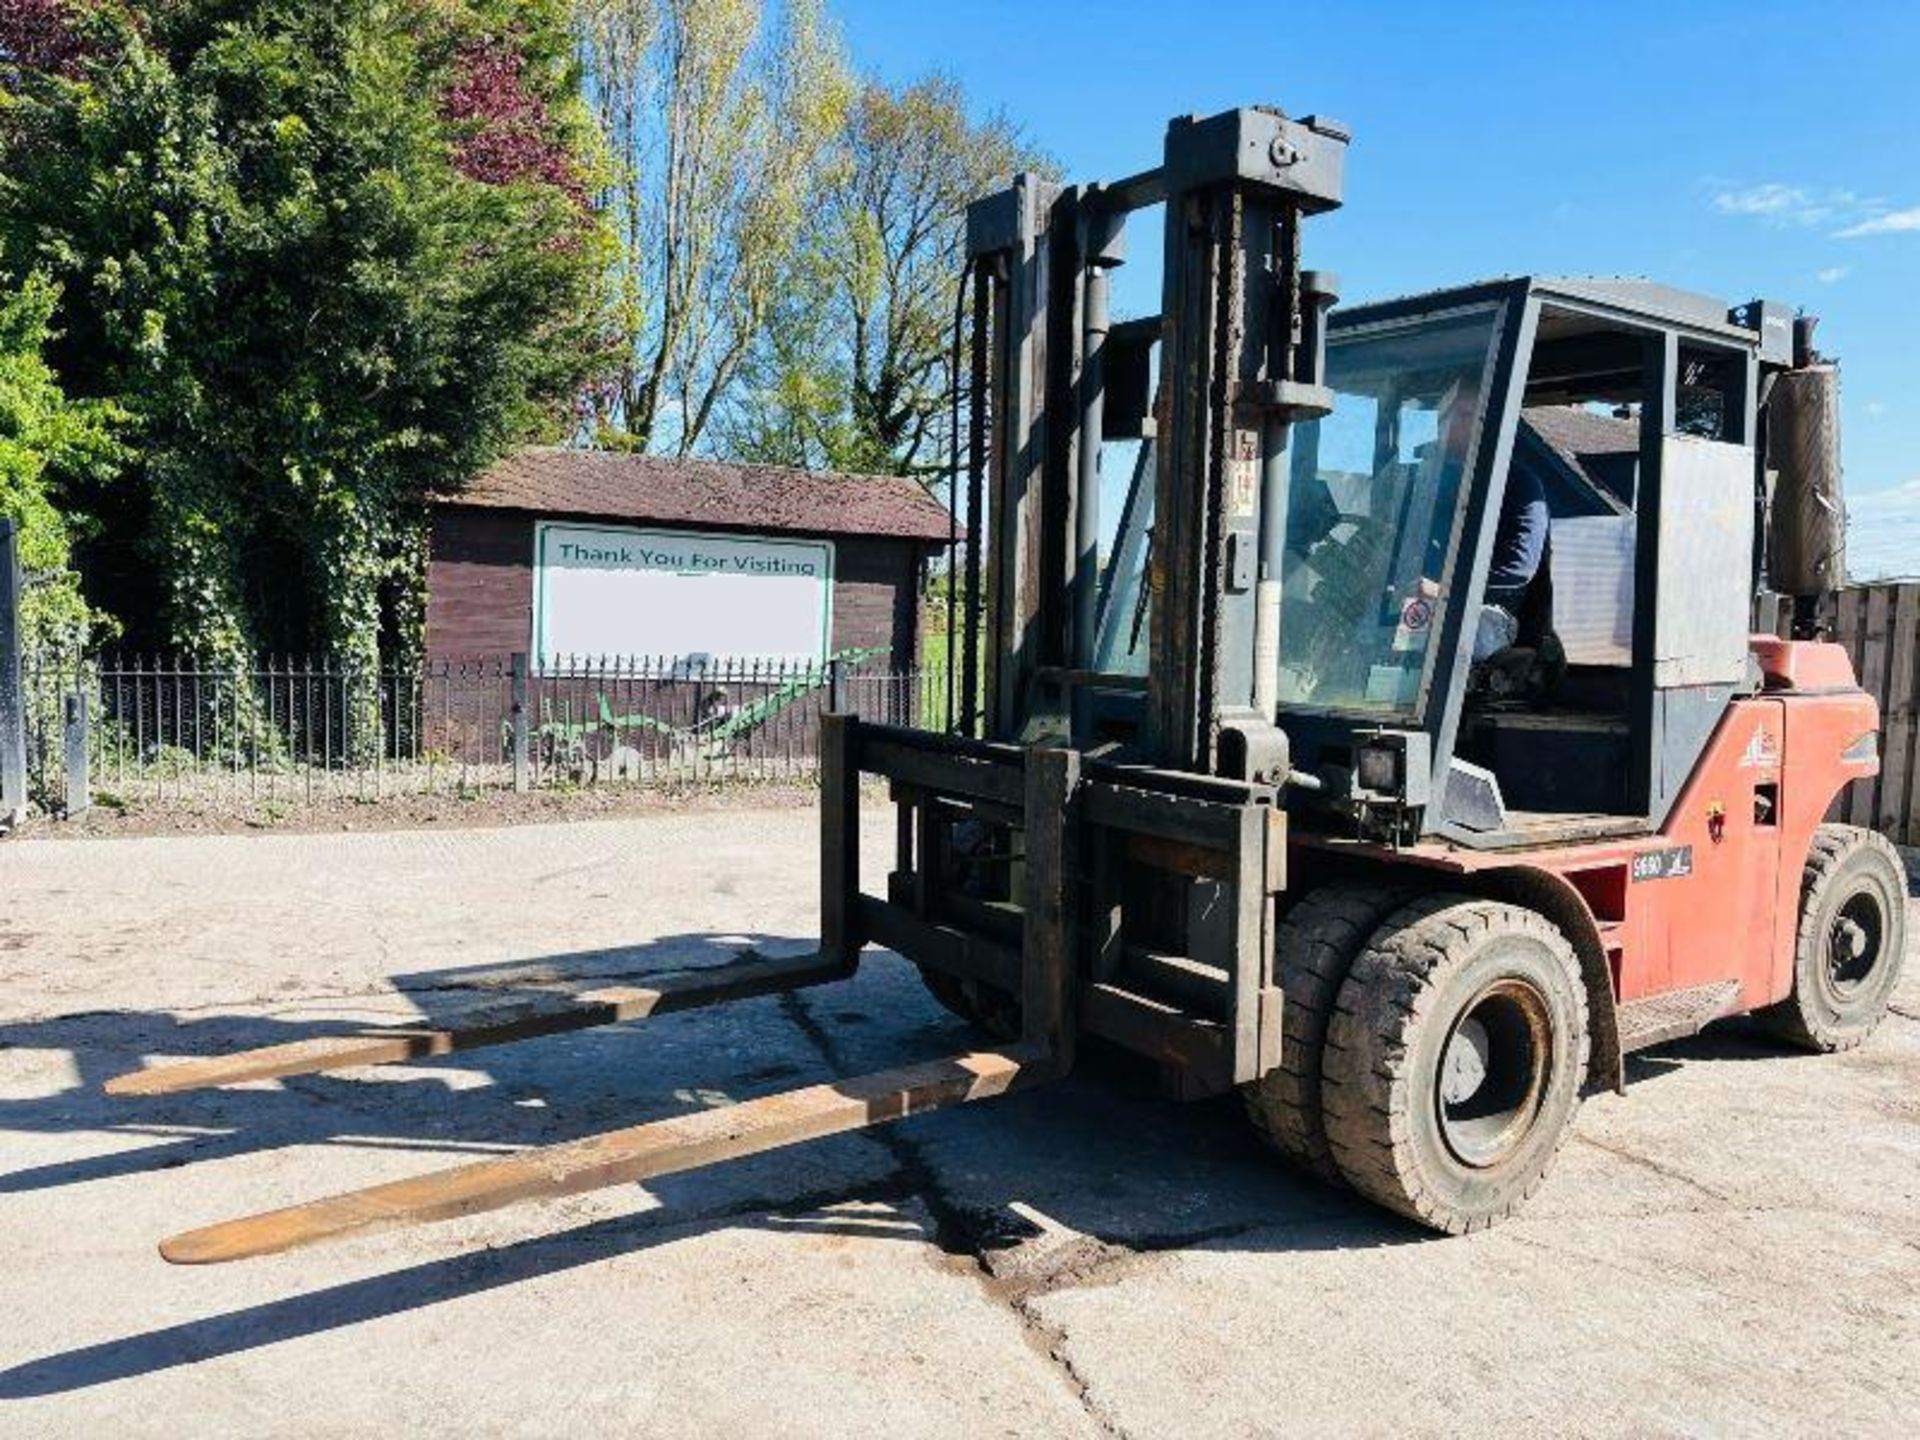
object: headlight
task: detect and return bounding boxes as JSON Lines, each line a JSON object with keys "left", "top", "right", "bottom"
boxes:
{"left": 1356, "top": 742, "right": 1401, "bottom": 795}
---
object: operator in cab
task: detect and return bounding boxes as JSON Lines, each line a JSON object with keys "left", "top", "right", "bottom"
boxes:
{"left": 1475, "top": 459, "right": 1549, "bottom": 660}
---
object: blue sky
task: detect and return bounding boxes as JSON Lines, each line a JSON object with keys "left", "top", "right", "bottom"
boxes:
{"left": 834, "top": 0, "right": 1919, "bottom": 574}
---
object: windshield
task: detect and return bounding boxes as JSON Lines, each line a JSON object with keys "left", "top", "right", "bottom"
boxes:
{"left": 1091, "top": 443, "right": 1156, "bottom": 675}
{"left": 1276, "top": 307, "right": 1502, "bottom": 715}
{"left": 1086, "top": 307, "right": 1504, "bottom": 711}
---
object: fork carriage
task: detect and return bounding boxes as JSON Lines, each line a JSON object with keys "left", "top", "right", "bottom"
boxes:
{"left": 833, "top": 718, "right": 1289, "bottom": 1095}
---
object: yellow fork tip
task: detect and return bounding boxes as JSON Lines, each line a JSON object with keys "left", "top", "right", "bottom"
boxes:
{"left": 159, "top": 1228, "right": 243, "bottom": 1265}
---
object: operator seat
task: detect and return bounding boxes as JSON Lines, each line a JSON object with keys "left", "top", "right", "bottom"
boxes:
{"left": 1457, "top": 411, "right": 1642, "bottom": 816}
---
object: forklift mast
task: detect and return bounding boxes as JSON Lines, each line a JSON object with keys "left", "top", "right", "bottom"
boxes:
{"left": 957, "top": 107, "right": 1349, "bottom": 784}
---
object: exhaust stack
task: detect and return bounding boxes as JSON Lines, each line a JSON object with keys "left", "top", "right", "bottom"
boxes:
{"left": 1766, "top": 315, "right": 1846, "bottom": 606}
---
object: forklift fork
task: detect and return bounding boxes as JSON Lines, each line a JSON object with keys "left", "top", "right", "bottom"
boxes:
{"left": 104, "top": 950, "right": 846, "bottom": 1097}
{"left": 115, "top": 716, "right": 1280, "bottom": 1262}
{"left": 160, "top": 1046, "right": 1054, "bottom": 1263}
{"left": 113, "top": 716, "right": 1090, "bottom": 1263}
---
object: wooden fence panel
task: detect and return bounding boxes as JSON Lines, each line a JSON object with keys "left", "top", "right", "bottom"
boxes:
{"left": 1818, "top": 582, "right": 1920, "bottom": 845}
{"left": 1856, "top": 586, "right": 1889, "bottom": 827}
{"left": 1877, "top": 584, "right": 1919, "bottom": 845}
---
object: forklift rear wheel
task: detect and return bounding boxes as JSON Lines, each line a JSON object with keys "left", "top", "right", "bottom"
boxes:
{"left": 1756, "top": 824, "right": 1909, "bottom": 1053}
{"left": 1321, "top": 897, "right": 1589, "bottom": 1234}
{"left": 1243, "top": 882, "right": 1419, "bottom": 1181}
{"left": 915, "top": 967, "right": 1020, "bottom": 1041}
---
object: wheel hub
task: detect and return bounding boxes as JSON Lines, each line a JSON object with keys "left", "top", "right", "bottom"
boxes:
{"left": 1440, "top": 1017, "right": 1491, "bottom": 1105}
{"left": 1435, "top": 978, "right": 1552, "bottom": 1169}
{"left": 1827, "top": 893, "right": 1885, "bottom": 994}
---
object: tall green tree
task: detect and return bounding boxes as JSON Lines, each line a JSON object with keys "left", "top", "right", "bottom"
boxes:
{"left": 721, "top": 75, "right": 1050, "bottom": 479}
{"left": 0, "top": 0, "right": 609, "bottom": 680}
{"left": 575, "top": 0, "right": 852, "bottom": 456}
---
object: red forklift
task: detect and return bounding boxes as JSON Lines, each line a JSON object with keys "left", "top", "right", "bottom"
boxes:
{"left": 113, "top": 105, "right": 1904, "bottom": 1259}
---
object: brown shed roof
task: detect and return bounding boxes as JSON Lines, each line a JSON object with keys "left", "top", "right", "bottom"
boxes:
{"left": 445, "top": 447, "right": 956, "bottom": 543}
{"left": 1520, "top": 405, "right": 1641, "bottom": 512}
{"left": 1522, "top": 405, "right": 1638, "bottom": 467}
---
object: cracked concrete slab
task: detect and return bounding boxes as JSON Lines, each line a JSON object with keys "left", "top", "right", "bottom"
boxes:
{"left": 2, "top": 807, "right": 1916, "bottom": 1436}
{"left": 1027, "top": 1202, "right": 1920, "bottom": 1438}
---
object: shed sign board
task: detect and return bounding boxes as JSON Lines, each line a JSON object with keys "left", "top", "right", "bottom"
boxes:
{"left": 533, "top": 522, "right": 834, "bottom": 664}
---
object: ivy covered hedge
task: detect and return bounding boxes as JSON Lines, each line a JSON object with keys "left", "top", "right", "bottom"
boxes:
{"left": 0, "top": 0, "right": 610, "bottom": 682}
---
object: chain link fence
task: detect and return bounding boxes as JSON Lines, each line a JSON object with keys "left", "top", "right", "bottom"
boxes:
{"left": 15, "top": 652, "right": 938, "bottom": 812}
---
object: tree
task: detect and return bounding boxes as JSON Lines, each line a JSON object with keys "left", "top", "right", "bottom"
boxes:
{"left": 721, "top": 75, "right": 1050, "bottom": 479}
{"left": 0, "top": 270, "right": 123, "bottom": 655}
{"left": 575, "top": 0, "right": 852, "bottom": 456}
{"left": 0, "top": 0, "right": 609, "bottom": 685}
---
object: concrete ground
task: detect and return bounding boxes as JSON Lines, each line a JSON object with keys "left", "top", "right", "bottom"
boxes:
{"left": 1, "top": 809, "right": 1916, "bottom": 1438}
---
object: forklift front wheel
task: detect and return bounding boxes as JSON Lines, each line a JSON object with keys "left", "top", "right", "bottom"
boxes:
{"left": 1242, "top": 881, "right": 1418, "bottom": 1183}
{"left": 1321, "top": 898, "right": 1590, "bottom": 1234}
{"left": 915, "top": 966, "right": 1021, "bottom": 1041}
{"left": 1757, "top": 823, "right": 1909, "bottom": 1053}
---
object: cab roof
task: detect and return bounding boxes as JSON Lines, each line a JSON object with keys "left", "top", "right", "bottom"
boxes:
{"left": 1333, "top": 275, "right": 1780, "bottom": 354}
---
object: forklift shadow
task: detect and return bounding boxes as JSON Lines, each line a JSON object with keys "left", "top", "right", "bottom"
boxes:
{"left": 1, "top": 940, "right": 1412, "bottom": 1398}
{"left": 0, "top": 1179, "right": 1410, "bottom": 1404}
{"left": 0, "top": 1207, "right": 864, "bottom": 1398}
{"left": 1622, "top": 1014, "right": 1874, "bottom": 1083}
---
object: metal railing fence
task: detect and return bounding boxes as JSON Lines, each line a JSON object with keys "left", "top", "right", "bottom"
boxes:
{"left": 16, "top": 652, "right": 938, "bottom": 809}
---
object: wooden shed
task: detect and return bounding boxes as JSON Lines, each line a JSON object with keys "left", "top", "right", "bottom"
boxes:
{"left": 425, "top": 448, "right": 954, "bottom": 669}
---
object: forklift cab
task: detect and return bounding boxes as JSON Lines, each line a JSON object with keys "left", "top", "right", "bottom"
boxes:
{"left": 1094, "top": 276, "right": 1790, "bottom": 849}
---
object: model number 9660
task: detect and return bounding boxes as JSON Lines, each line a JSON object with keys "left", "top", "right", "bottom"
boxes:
{"left": 1630, "top": 846, "right": 1693, "bottom": 882}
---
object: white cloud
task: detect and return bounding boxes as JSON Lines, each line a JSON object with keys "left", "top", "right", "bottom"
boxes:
{"left": 1866, "top": 401, "right": 1888, "bottom": 418}
{"left": 1709, "top": 182, "right": 1847, "bottom": 226}
{"left": 1707, "top": 182, "right": 1918, "bottom": 241}
{"left": 1851, "top": 478, "right": 1920, "bottom": 510}
{"left": 1816, "top": 265, "right": 1849, "bottom": 283}
{"left": 1835, "top": 206, "right": 1920, "bottom": 239}
{"left": 1847, "top": 479, "right": 1920, "bottom": 581}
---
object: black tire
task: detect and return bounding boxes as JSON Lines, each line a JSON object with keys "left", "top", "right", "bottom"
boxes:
{"left": 1755, "top": 823, "right": 1909, "bottom": 1053}
{"left": 915, "top": 966, "right": 1021, "bottom": 1040}
{"left": 1321, "top": 897, "right": 1589, "bottom": 1234}
{"left": 1242, "top": 882, "right": 1419, "bottom": 1180}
